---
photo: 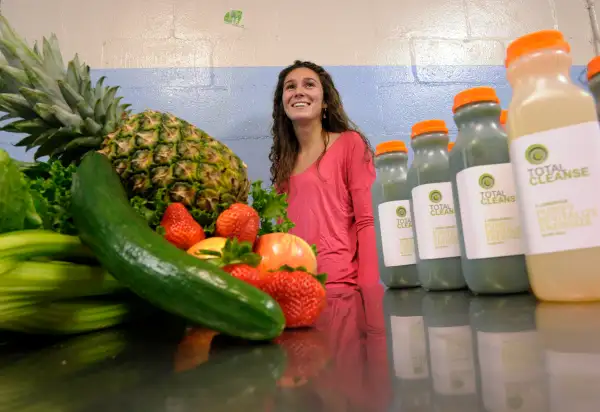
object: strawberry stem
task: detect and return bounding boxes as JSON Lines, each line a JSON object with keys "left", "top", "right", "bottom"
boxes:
{"left": 199, "top": 238, "right": 262, "bottom": 268}
{"left": 270, "top": 265, "right": 328, "bottom": 286}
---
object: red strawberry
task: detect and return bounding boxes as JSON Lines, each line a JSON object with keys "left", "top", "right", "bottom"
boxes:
{"left": 198, "top": 238, "right": 263, "bottom": 289}
{"left": 215, "top": 203, "right": 260, "bottom": 244}
{"left": 261, "top": 266, "right": 327, "bottom": 329}
{"left": 161, "top": 203, "right": 206, "bottom": 250}
{"left": 223, "top": 264, "right": 263, "bottom": 289}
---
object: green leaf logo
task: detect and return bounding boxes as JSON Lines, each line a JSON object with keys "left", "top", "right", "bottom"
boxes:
{"left": 525, "top": 144, "right": 548, "bottom": 165}
{"left": 478, "top": 173, "right": 495, "bottom": 190}
{"left": 396, "top": 206, "right": 407, "bottom": 217}
{"left": 429, "top": 190, "right": 442, "bottom": 203}
{"left": 224, "top": 10, "right": 243, "bottom": 25}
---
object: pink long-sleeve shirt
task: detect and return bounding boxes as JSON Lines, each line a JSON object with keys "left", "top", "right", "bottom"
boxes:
{"left": 284, "top": 131, "right": 380, "bottom": 287}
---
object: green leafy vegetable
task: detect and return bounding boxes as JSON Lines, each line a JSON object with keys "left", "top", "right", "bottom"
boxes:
{"left": 0, "top": 155, "right": 77, "bottom": 235}
{"left": 22, "top": 159, "right": 78, "bottom": 235}
{"left": 250, "top": 180, "right": 295, "bottom": 235}
{"left": 0, "top": 149, "right": 43, "bottom": 233}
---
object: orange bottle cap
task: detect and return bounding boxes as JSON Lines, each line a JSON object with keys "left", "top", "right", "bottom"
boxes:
{"left": 411, "top": 119, "right": 449, "bottom": 139}
{"left": 448, "top": 142, "right": 455, "bottom": 151}
{"left": 500, "top": 110, "right": 508, "bottom": 126}
{"left": 375, "top": 140, "right": 408, "bottom": 156}
{"left": 453, "top": 86, "right": 500, "bottom": 113}
{"left": 588, "top": 55, "right": 600, "bottom": 80}
{"left": 505, "top": 30, "right": 570, "bottom": 68}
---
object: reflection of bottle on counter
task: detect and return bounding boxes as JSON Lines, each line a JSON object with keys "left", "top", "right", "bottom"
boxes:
{"left": 423, "top": 291, "right": 479, "bottom": 411}
{"left": 470, "top": 295, "right": 547, "bottom": 412}
{"left": 384, "top": 288, "right": 431, "bottom": 411}
{"left": 537, "top": 303, "right": 600, "bottom": 412}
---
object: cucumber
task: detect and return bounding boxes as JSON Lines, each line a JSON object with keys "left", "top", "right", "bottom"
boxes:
{"left": 70, "top": 152, "right": 285, "bottom": 340}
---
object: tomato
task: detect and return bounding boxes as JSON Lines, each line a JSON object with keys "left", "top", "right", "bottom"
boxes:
{"left": 254, "top": 233, "right": 317, "bottom": 276}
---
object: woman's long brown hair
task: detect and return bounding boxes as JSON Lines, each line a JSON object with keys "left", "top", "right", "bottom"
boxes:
{"left": 268, "top": 60, "right": 373, "bottom": 190}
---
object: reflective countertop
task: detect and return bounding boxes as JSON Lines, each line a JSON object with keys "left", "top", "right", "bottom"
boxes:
{"left": 2, "top": 285, "right": 599, "bottom": 411}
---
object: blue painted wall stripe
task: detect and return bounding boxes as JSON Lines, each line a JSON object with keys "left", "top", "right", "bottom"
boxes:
{"left": 0, "top": 65, "right": 589, "bottom": 185}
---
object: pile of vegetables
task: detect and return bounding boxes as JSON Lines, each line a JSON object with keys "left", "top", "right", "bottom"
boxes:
{"left": 0, "top": 147, "right": 326, "bottom": 341}
{"left": 0, "top": 150, "right": 154, "bottom": 335}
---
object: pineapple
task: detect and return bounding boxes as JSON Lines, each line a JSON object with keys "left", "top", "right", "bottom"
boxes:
{"left": 0, "top": 16, "right": 249, "bottom": 232}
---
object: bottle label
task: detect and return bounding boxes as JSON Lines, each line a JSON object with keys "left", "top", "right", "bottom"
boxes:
{"left": 377, "top": 200, "right": 416, "bottom": 267}
{"left": 510, "top": 121, "right": 600, "bottom": 255}
{"left": 456, "top": 163, "right": 524, "bottom": 259}
{"left": 412, "top": 182, "right": 461, "bottom": 259}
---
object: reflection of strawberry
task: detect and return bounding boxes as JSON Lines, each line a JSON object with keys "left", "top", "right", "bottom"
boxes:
{"left": 198, "top": 238, "right": 263, "bottom": 289}
{"left": 261, "top": 266, "right": 327, "bottom": 328}
{"left": 274, "top": 329, "right": 330, "bottom": 388}
{"left": 161, "top": 203, "right": 206, "bottom": 250}
{"left": 215, "top": 203, "right": 260, "bottom": 244}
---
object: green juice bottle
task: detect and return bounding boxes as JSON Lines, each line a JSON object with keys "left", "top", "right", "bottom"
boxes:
{"left": 372, "top": 140, "right": 420, "bottom": 288}
{"left": 449, "top": 86, "right": 529, "bottom": 294}
{"left": 407, "top": 120, "right": 465, "bottom": 291}
{"left": 587, "top": 55, "right": 600, "bottom": 120}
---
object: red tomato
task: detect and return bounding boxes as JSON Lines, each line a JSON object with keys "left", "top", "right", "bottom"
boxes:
{"left": 254, "top": 233, "right": 317, "bottom": 277}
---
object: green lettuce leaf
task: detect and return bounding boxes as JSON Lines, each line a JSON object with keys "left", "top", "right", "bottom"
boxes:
{"left": 0, "top": 149, "right": 43, "bottom": 233}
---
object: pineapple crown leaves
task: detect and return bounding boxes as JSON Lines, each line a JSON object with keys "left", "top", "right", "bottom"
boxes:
{"left": 270, "top": 264, "right": 328, "bottom": 286}
{"left": 197, "top": 238, "right": 262, "bottom": 268}
{"left": 0, "top": 15, "right": 131, "bottom": 161}
{"left": 250, "top": 180, "right": 295, "bottom": 235}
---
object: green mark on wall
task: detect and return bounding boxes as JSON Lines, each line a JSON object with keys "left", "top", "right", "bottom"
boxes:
{"left": 224, "top": 10, "right": 243, "bottom": 27}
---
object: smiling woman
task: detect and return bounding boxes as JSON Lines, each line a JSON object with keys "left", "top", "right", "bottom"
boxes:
{"left": 268, "top": 60, "right": 379, "bottom": 288}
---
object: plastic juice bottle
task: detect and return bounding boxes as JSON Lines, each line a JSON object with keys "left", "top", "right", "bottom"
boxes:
{"left": 372, "top": 140, "right": 420, "bottom": 288}
{"left": 500, "top": 110, "right": 507, "bottom": 129}
{"left": 407, "top": 120, "right": 464, "bottom": 291}
{"left": 587, "top": 56, "right": 600, "bottom": 120}
{"left": 449, "top": 86, "right": 529, "bottom": 295}
{"left": 447, "top": 141, "right": 455, "bottom": 152}
{"left": 506, "top": 30, "right": 600, "bottom": 302}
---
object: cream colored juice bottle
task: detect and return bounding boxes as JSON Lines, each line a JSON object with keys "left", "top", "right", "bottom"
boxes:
{"left": 505, "top": 30, "right": 600, "bottom": 302}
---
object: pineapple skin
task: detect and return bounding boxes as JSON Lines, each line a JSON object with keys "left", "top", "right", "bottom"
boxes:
{"left": 98, "top": 110, "right": 250, "bottom": 232}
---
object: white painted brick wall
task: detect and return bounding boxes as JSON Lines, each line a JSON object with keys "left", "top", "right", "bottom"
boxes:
{"left": 0, "top": 0, "right": 596, "bottom": 68}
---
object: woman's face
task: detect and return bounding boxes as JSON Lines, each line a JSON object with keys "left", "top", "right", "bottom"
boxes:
{"left": 282, "top": 67, "right": 326, "bottom": 123}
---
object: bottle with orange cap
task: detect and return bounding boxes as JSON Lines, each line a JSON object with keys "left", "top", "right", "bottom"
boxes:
{"left": 406, "top": 120, "right": 464, "bottom": 291}
{"left": 587, "top": 55, "right": 600, "bottom": 119}
{"left": 372, "top": 140, "right": 420, "bottom": 288}
{"left": 449, "top": 86, "right": 528, "bottom": 295}
{"left": 499, "top": 110, "right": 507, "bottom": 129}
{"left": 506, "top": 30, "right": 600, "bottom": 302}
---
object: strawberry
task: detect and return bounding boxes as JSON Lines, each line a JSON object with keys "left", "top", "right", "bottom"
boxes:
{"left": 261, "top": 266, "right": 327, "bottom": 328}
{"left": 222, "top": 264, "right": 262, "bottom": 289}
{"left": 198, "top": 238, "right": 263, "bottom": 288}
{"left": 160, "top": 203, "right": 206, "bottom": 250}
{"left": 215, "top": 203, "right": 260, "bottom": 244}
